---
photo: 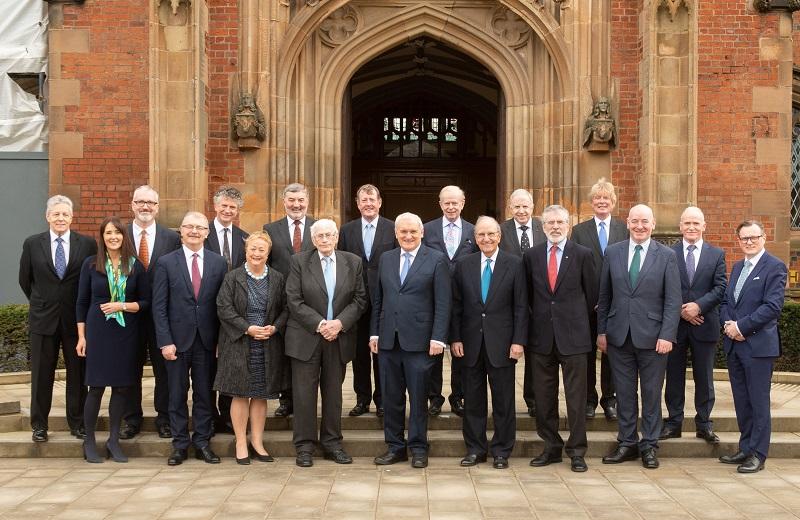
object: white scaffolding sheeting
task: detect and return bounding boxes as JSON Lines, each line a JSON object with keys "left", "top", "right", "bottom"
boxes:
{"left": 0, "top": 0, "right": 48, "bottom": 152}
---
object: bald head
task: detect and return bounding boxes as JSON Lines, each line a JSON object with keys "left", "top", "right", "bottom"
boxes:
{"left": 627, "top": 204, "right": 655, "bottom": 244}
{"left": 679, "top": 206, "right": 706, "bottom": 244}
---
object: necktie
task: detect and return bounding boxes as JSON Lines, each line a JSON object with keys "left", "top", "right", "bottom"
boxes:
{"left": 445, "top": 223, "right": 457, "bottom": 258}
{"left": 323, "top": 256, "right": 335, "bottom": 320}
{"left": 400, "top": 252, "right": 411, "bottom": 284}
{"left": 54, "top": 237, "right": 66, "bottom": 279}
{"left": 629, "top": 244, "right": 642, "bottom": 287}
{"left": 191, "top": 253, "right": 201, "bottom": 299}
{"left": 598, "top": 221, "right": 608, "bottom": 254}
{"left": 138, "top": 230, "right": 149, "bottom": 270}
{"left": 686, "top": 244, "right": 696, "bottom": 284}
{"left": 292, "top": 220, "right": 302, "bottom": 253}
{"left": 733, "top": 260, "right": 752, "bottom": 302}
{"left": 519, "top": 225, "right": 530, "bottom": 252}
{"left": 363, "top": 223, "right": 374, "bottom": 261}
{"left": 222, "top": 228, "right": 232, "bottom": 270}
{"left": 548, "top": 244, "right": 558, "bottom": 292}
{"left": 481, "top": 258, "right": 492, "bottom": 303}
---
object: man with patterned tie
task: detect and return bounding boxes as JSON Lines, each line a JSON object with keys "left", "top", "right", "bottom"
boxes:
{"left": 19, "top": 195, "right": 97, "bottom": 443}
{"left": 122, "top": 185, "right": 181, "bottom": 440}
{"left": 596, "top": 204, "right": 681, "bottom": 470}
{"left": 718, "top": 220, "right": 787, "bottom": 473}
{"left": 499, "top": 189, "right": 545, "bottom": 417}
{"left": 570, "top": 178, "right": 628, "bottom": 420}
{"left": 660, "top": 206, "right": 726, "bottom": 444}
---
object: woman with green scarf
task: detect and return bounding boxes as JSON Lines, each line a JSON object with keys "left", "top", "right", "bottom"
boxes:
{"left": 76, "top": 216, "right": 149, "bottom": 463}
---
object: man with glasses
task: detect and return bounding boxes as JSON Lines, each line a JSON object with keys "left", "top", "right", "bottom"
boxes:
{"left": 122, "top": 185, "right": 181, "bottom": 440}
{"left": 152, "top": 212, "right": 228, "bottom": 465}
{"left": 718, "top": 220, "right": 787, "bottom": 473}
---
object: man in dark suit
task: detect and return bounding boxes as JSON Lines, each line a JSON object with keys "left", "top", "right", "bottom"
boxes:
{"left": 498, "top": 188, "right": 545, "bottom": 417}
{"left": 597, "top": 204, "right": 681, "bottom": 469}
{"left": 263, "top": 183, "right": 316, "bottom": 417}
{"left": 371, "top": 212, "right": 451, "bottom": 469}
{"left": 525, "top": 205, "right": 597, "bottom": 473}
{"left": 285, "top": 219, "right": 368, "bottom": 467}
{"left": 422, "top": 185, "right": 477, "bottom": 417}
{"left": 570, "top": 177, "right": 628, "bottom": 420}
{"left": 122, "top": 185, "right": 181, "bottom": 440}
{"left": 152, "top": 211, "right": 229, "bottom": 466}
{"left": 719, "top": 220, "right": 787, "bottom": 473}
{"left": 19, "top": 195, "right": 97, "bottom": 442}
{"left": 660, "top": 206, "right": 726, "bottom": 444}
{"left": 451, "top": 217, "right": 527, "bottom": 470}
{"left": 338, "top": 184, "right": 397, "bottom": 417}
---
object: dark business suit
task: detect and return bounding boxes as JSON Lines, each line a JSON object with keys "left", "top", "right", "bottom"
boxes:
{"left": 664, "top": 241, "right": 726, "bottom": 432}
{"left": 720, "top": 251, "right": 786, "bottom": 463}
{"left": 152, "top": 247, "right": 228, "bottom": 450}
{"left": 19, "top": 230, "right": 97, "bottom": 432}
{"left": 422, "top": 218, "right": 477, "bottom": 409}
{"left": 451, "top": 250, "right": 528, "bottom": 458}
{"left": 338, "top": 216, "right": 397, "bottom": 409}
{"left": 571, "top": 217, "right": 628, "bottom": 410}
{"left": 371, "top": 245, "right": 451, "bottom": 454}
{"left": 285, "top": 249, "right": 368, "bottom": 454}
{"left": 525, "top": 240, "right": 597, "bottom": 457}
{"left": 263, "top": 216, "right": 316, "bottom": 407}
{"left": 125, "top": 223, "right": 181, "bottom": 431}
{"left": 597, "top": 239, "right": 681, "bottom": 451}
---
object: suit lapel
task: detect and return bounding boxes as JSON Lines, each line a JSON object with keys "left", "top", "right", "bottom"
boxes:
{"left": 617, "top": 242, "right": 633, "bottom": 291}
{"left": 484, "top": 252, "right": 508, "bottom": 305}
{"left": 691, "top": 242, "right": 712, "bottom": 284}
{"left": 38, "top": 233, "right": 57, "bottom": 277}
{"left": 552, "top": 241, "right": 573, "bottom": 293}
{"left": 632, "top": 241, "right": 660, "bottom": 292}
{"left": 402, "top": 247, "right": 428, "bottom": 287}
{"left": 66, "top": 233, "right": 83, "bottom": 274}
{"left": 585, "top": 220, "right": 603, "bottom": 256}
{"left": 310, "top": 253, "right": 328, "bottom": 297}
{"left": 178, "top": 249, "right": 195, "bottom": 299}
{"left": 207, "top": 222, "right": 221, "bottom": 254}
{"left": 735, "top": 256, "right": 767, "bottom": 307}
{"left": 673, "top": 243, "right": 689, "bottom": 287}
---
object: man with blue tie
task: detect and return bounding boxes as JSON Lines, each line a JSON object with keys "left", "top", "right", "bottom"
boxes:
{"left": 371, "top": 213, "right": 451, "bottom": 468}
{"left": 719, "top": 220, "right": 787, "bottom": 473}
{"left": 660, "top": 206, "right": 726, "bottom": 444}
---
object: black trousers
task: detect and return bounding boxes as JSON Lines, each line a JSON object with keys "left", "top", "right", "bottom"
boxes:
{"left": 29, "top": 323, "right": 86, "bottom": 431}
{"left": 461, "top": 343, "right": 516, "bottom": 458}
{"left": 533, "top": 347, "right": 588, "bottom": 457}
{"left": 125, "top": 317, "right": 170, "bottom": 428}
{"left": 165, "top": 335, "right": 214, "bottom": 450}
{"left": 429, "top": 351, "right": 463, "bottom": 407}
{"left": 291, "top": 341, "right": 346, "bottom": 454}
{"left": 522, "top": 346, "right": 536, "bottom": 409}
{"left": 664, "top": 338, "right": 717, "bottom": 431}
{"left": 352, "top": 311, "right": 381, "bottom": 407}
{"left": 587, "top": 314, "right": 615, "bottom": 408}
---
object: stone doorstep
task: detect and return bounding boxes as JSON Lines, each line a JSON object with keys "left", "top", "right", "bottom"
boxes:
{"left": 0, "top": 401, "right": 20, "bottom": 415}
{"left": 0, "top": 429, "right": 798, "bottom": 458}
{"left": 0, "top": 366, "right": 155, "bottom": 385}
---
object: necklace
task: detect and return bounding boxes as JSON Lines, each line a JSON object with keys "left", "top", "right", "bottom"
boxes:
{"left": 245, "top": 263, "right": 268, "bottom": 280}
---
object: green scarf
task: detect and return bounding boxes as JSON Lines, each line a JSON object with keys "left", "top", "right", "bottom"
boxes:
{"left": 105, "top": 256, "right": 134, "bottom": 327}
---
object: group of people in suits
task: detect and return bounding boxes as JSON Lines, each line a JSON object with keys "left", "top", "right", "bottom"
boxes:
{"left": 18, "top": 177, "right": 786, "bottom": 474}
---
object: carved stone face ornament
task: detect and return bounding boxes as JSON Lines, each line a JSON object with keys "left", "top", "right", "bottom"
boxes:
{"left": 232, "top": 93, "right": 266, "bottom": 149}
{"left": 584, "top": 97, "right": 617, "bottom": 151}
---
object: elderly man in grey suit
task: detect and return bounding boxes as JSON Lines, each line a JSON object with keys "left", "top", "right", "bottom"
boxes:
{"left": 285, "top": 219, "right": 368, "bottom": 467}
{"left": 597, "top": 204, "right": 681, "bottom": 469}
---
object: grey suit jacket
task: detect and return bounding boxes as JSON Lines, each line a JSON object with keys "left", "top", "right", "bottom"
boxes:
{"left": 597, "top": 239, "right": 681, "bottom": 349}
{"left": 498, "top": 218, "right": 545, "bottom": 256}
{"left": 284, "top": 249, "right": 368, "bottom": 363}
{"left": 263, "top": 216, "right": 316, "bottom": 276}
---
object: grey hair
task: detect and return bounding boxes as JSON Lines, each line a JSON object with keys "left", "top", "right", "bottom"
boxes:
{"left": 475, "top": 215, "right": 501, "bottom": 234}
{"left": 181, "top": 211, "right": 209, "bottom": 225}
{"left": 509, "top": 189, "right": 533, "bottom": 203}
{"left": 283, "top": 183, "right": 308, "bottom": 198}
{"left": 541, "top": 204, "right": 570, "bottom": 221}
{"left": 395, "top": 212, "right": 424, "bottom": 230}
{"left": 132, "top": 185, "right": 159, "bottom": 201}
{"left": 310, "top": 218, "right": 338, "bottom": 236}
{"left": 46, "top": 195, "right": 74, "bottom": 216}
{"left": 213, "top": 186, "right": 244, "bottom": 208}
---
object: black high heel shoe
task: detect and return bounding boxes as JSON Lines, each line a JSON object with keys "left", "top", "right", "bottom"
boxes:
{"left": 105, "top": 441, "right": 128, "bottom": 463}
{"left": 83, "top": 440, "right": 103, "bottom": 464}
{"left": 249, "top": 443, "right": 275, "bottom": 462}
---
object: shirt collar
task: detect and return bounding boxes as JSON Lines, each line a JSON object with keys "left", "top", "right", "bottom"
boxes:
{"left": 287, "top": 215, "right": 306, "bottom": 226}
{"left": 482, "top": 248, "right": 499, "bottom": 264}
{"left": 745, "top": 248, "right": 766, "bottom": 267}
{"left": 362, "top": 217, "right": 377, "bottom": 228}
{"left": 50, "top": 229, "right": 70, "bottom": 242}
{"left": 318, "top": 251, "right": 336, "bottom": 262}
{"left": 683, "top": 238, "right": 703, "bottom": 251}
{"left": 401, "top": 244, "right": 422, "bottom": 257}
{"left": 132, "top": 220, "right": 155, "bottom": 234}
{"left": 630, "top": 238, "right": 651, "bottom": 252}
{"left": 515, "top": 219, "right": 532, "bottom": 230}
{"left": 182, "top": 245, "right": 203, "bottom": 259}
{"left": 548, "top": 238, "right": 567, "bottom": 250}
{"left": 594, "top": 215, "right": 611, "bottom": 227}
{"left": 214, "top": 217, "right": 232, "bottom": 232}
{"left": 442, "top": 217, "right": 462, "bottom": 229}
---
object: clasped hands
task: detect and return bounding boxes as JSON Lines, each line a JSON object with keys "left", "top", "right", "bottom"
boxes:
{"left": 723, "top": 320, "right": 745, "bottom": 342}
{"left": 318, "top": 319, "right": 343, "bottom": 342}
{"left": 248, "top": 324, "right": 276, "bottom": 341}
{"left": 99, "top": 301, "right": 124, "bottom": 315}
{"left": 680, "top": 302, "right": 704, "bottom": 326}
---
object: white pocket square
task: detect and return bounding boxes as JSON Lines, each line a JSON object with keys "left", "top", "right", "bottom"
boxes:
{"left": 753, "top": 277, "right": 761, "bottom": 281}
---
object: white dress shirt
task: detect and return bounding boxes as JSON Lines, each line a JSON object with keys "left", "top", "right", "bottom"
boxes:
{"left": 49, "top": 229, "right": 70, "bottom": 266}
{"left": 214, "top": 217, "right": 234, "bottom": 254}
{"left": 547, "top": 238, "right": 567, "bottom": 272}
{"left": 481, "top": 248, "right": 499, "bottom": 274}
{"left": 627, "top": 238, "right": 651, "bottom": 270}
{"left": 132, "top": 221, "right": 156, "bottom": 264}
{"left": 399, "top": 244, "right": 421, "bottom": 276}
{"left": 442, "top": 217, "right": 462, "bottom": 249}
{"left": 319, "top": 251, "right": 337, "bottom": 286}
{"left": 182, "top": 245, "right": 204, "bottom": 277}
{"left": 286, "top": 215, "right": 307, "bottom": 239}
{"left": 683, "top": 238, "right": 703, "bottom": 264}
{"left": 515, "top": 219, "right": 534, "bottom": 247}
{"left": 594, "top": 215, "right": 611, "bottom": 238}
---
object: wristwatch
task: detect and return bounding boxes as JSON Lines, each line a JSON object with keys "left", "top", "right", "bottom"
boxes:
{"left": 122, "top": 302, "right": 127, "bottom": 312}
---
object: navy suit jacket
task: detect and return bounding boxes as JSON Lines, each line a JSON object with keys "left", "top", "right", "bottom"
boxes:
{"left": 370, "top": 245, "right": 451, "bottom": 352}
{"left": 450, "top": 250, "right": 528, "bottom": 368}
{"left": 152, "top": 247, "right": 228, "bottom": 352}
{"left": 597, "top": 239, "right": 682, "bottom": 349}
{"left": 719, "top": 251, "right": 786, "bottom": 358}
{"left": 338, "top": 216, "right": 398, "bottom": 304}
{"left": 672, "top": 241, "right": 727, "bottom": 344}
{"left": 422, "top": 218, "right": 478, "bottom": 273}
{"left": 205, "top": 221, "right": 249, "bottom": 268}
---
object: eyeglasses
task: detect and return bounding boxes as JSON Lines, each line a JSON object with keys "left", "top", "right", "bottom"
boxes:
{"left": 475, "top": 232, "right": 499, "bottom": 239}
{"left": 133, "top": 200, "right": 159, "bottom": 207}
{"left": 181, "top": 224, "right": 208, "bottom": 232}
{"left": 738, "top": 235, "right": 764, "bottom": 244}
{"left": 314, "top": 232, "right": 338, "bottom": 241}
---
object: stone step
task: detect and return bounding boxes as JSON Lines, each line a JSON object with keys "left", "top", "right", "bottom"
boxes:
{"left": 1, "top": 429, "right": 799, "bottom": 459}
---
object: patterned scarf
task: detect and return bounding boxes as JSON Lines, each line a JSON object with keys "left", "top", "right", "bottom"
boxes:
{"left": 105, "top": 256, "right": 134, "bottom": 327}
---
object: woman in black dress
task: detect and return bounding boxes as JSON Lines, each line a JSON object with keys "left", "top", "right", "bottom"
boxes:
{"left": 215, "top": 230, "right": 287, "bottom": 464}
{"left": 76, "top": 216, "right": 149, "bottom": 463}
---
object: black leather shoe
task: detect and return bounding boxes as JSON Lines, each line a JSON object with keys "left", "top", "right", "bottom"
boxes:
{"left": 737, "top": 454, "right": 765, "bottom": 474}
{"left": 493, "top": 456, "right": 509, "bottom": 469}
{"left": 659, "top": 425, "right": 682, "bottom": 440}
{"left": 696, "top": 429, "right": 720, "bottom": 444}
{"left": 376, "top": 407, "right": 384, "bottom": 418}
{"left": 450, "top": 399, "right": 465, "bottom": 417}
{"left": 602, "top": 445, "right": 639, "bottom": 464}
{"left": 374, "top": 450, "right": 408, "bottom": 465}
{"left": 70, "top": 427, "right": 87, "bottom": 440}
{"left": 157, "top": 424, "right": 172, "bottom": 439}
{"left": 349, "top": 402, "right": 369, "bottom": 417}
{"left": 324, "top": 449, "right": 353, "bottom": 464}
{"left": 428, "top": 403, "right": 442, "bottom": 417}
{"left": 32, "top": 429, "right": 48, "bottom": 443}
{"left": 167, "top": 448, "right": 188, "bottom": 466}
{"left": 195, "top": 446, "right": 221, "bottom": 464}
{"left": 411, "top": 452, "right": 428, "bottom": 468}
{"left": 527, "top": 404, "right": 537, "bottom": 417}
{"left": 571, "top": 456, "right": 588, "bottom": 472}
{"left": 460, "top": 453, "right": 487, "bottom": 467}
{"left": 602, "top": 404, "right": 617, "bottom": 420}
{"left": 585, "top": 405, "right": 596, "bottom": 419}
{"left": 641, "top": 448, "right": 659, "bottom": 469}
{"left": 248, "top": 444, "right": 275, "bottom": 462}
{"left": 236, "top": 456, "right": 251, "bottom": 465}
{"left": 719, "top": 450, "right": 749, "bottom": 464}
{"left": 296, "top": 452, "right": 314, "bottom": 467}
{"left": 530, "top": 452, "right": 562, "bottom": 467}
{"left": 118, "top": 424, "right": 139, "bottom": 440}
{"left": 274, "top": 403, "right": 293, "bottom": 417}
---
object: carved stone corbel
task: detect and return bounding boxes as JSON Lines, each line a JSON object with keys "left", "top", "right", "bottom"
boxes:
{"left": 658, "top": 0, "right": 691, "bottom": 21}
{"left": 232, "top": 93, "right": 267, "bottom": 150}
{"left": 753, "top": 0, "right": 800, "bottom": 12}
{"left": 583, "top": 97, "right": 617, "bottom": 152}
{"left": 157, "top": 0, "right": 191, "bottom": 16}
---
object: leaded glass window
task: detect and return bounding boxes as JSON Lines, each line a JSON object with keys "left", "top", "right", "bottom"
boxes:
{"left": 792, "top": 106, "right": 800, "bottom": 229}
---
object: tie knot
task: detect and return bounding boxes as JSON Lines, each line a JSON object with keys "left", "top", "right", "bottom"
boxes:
{"left": 744, "top": 260, "right": 752, "bottom": 268}
{"left": 223, "top": 228, "right": 229, "bottom": 234}
{"left": 56, "top": 237, "right": 63, "bottom": 244}
{"left": 486, "top": 258, "right": 492, "bottom": 265}
{"left": 141, "top": 229, "right": 147, "bottom": 237}
{"left": 324, "top": 255, "right": 332, "bottom": 263}
{"left": 403, "top": 252, "right": 411, "bottom": 260}
{"left": 294, "top": 220, "right": 301, "bottom": 226}
{"left": 599, "top": 221, "right": 605, "bottom": 228}
{"left": 519, "top": 225, "right": 528, "bottom": 232}
{"left": 192, "top": 253, "right": 198, "bottom": 259}
{"left": 634, "top": 244, "right": 643, "bottom": 252}
{"left": 687, "top": 244, "right": 696, "bottom": 252}
{"left": 551, "top": 244, "right": 558, "bottom": 252}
